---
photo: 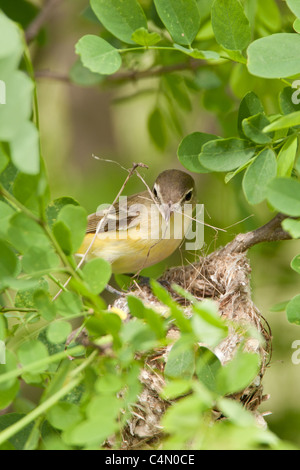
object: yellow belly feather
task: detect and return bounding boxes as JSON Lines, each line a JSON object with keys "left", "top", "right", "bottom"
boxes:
{"left": 77, "top": 207, "right": 193, "bottom": 273}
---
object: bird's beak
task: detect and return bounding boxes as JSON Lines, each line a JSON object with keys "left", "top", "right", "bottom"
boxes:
{"left": 161, "top": 202, "right": 173, "bottom": 223}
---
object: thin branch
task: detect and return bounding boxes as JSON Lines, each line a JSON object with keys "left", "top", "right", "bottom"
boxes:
{"left": 224, "top": 213, "right": 292, "bottom": 254}
{"left": 25, "top": 0, "right": 61, "bottom": 44}
{"left": 35, "top": 59, "right": 203, "bottom": 85}
{"left": 106, "top": 59, "right": 203, "bottom": 82}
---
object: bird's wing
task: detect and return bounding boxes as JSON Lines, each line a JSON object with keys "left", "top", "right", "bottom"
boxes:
{"left": 86, "top": 191, "right": 151, "bottom": 234}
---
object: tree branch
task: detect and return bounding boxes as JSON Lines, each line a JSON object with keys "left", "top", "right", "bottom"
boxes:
{"left": 25, "top": 0, "right": 61, "bottom": 43}
{"left": 224, "top": 213, "right": 292, "bottom": 254}
{"left": 34, "top": 59, "right": 203, "bottom": 84}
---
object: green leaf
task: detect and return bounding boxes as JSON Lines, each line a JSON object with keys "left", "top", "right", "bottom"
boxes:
{"left": 286, "top": 0, "right": 300, "bottom": 18}
{"left": 17, "top": 340, "right": 49, "bottom": 373}
{"left": 269, "top": 300, "right": 290, "bottom": 313}
{"left": 237, "top": 91, "right": 264, "bottom": 137}
{"left": 0, "top": 160, "right": 18, "bottom": 193}
{"left": 162, "top": 393, "right": 212, "bottom": 435}
{"left": 54, "top": 291, "right": 83, "bottom": 318}
{"left": 46, "top": 321, "right": 72, "bottom": 345}
{"left": 63, "top": 395, "right": 121, "bottom": 445}
{"left": 0, "top": 0, "right": 41, "bottom": 31}
{"left": 177, "top": 131, "right": 220, "bottom": 173}
{"left": 46, "top": 402, "right": 82, "bottom": 431}
{"left": 217, "top": 397, "right": 255, "bottom": 427}
{"left": 224, "top": 158, "right": 254, "bottom": 184}
{"left": 75, "top": 35, "right": 122, "bottom": 75}
{"left": 0, "top": 145, "right": 9, "bottom": 174}
{"left": 45, "top": 197, "right": 80, "bottom": 228}
{"left": 263, "top": 112, "right": 300, "bottom": 133}
{"left": 163, "top": 74, "right": 192, "bottom": 111}
{"left": 247, "top": 33, "right": 300, "bottom": 79}
{"left": 22, "top": 246, "right": 60, "bottom": 274}
{"left": 151, "top": 280, "right": 192, "bottom": 333}
{"left": 195, "top": 347, "right": 222, "bottom": 393}
{"left": 286, "top": 295, "right": 300, "bottom": 325}
{"left": 154, "top": 0, "right": 201, "bottom": 46}
{"left": 8, "top": 212, "right": 50, "bottom": 253}
{"left": 33, "top": 289, "right": 57, "bottom": 321}
{"left": 52, "top": 221, "right": 72, "bottom": 255}
{"left": 86, "top": 312, "right": 122, "bottom": 340}
{"left": 291, "top": 254, "right": 300, "bottom": 273}
{"left": 95, "top": 373, "right": 123, "bottom": 394}
{"left": 131, "top": 27, "right": 161, "bottom": 46}
{"left": 0, "top": 413, "right": 34, "bottom": 450}
{"left": 256, "top": 0, "right": 281, "bottom": 33}
{"left": 293, "top": 18, "right": 300, "bottom": 33}
{"left": 69, "top": 59, "right": 104, "bottom": 86}
{"left": 279, "top": 87, "right": 300, "bottom": 115}
{"left": 216, "top": 350, "right": 260, "bottom": 395}
{"left": 0, "top": 381, "right": 20, "bottom": 412}
{"left": 10, "top": 121, "right": 40, "bottom": 175}
{"left": 267, "top": 178, "right": 300, "bottom": 217}
{"left": 0, "top": 240, "right": 19, "bottom": 286}
{"left": 211, "top": 0, "right": 251, "bottom": 51}
{"left": 282, "top": 219, "right": 300, "bottom": 239}
{"left": 199, "top": 138, "right": 256, "bottom": 172}
{"left": 0, "top": 13, "right": 23, "bottom": 61}
{"left": 191, "top": 300, "right": 228, "bottom": 347}
{"left": 148, "top": 107, "right": 167, "bottom": 150}
{"left": 0, "top": 71, "right": 34, "bottom": 141}
{"left": 242, "top": 149, "right": 277, "bottom": 205}
{"left": 127, "top": 295, "right": 166, "bottom": 338}
{"left": 277, "top": 135, "right": 298, "bottom": 177}
{"left": 121, "top": 318, "right": 156, "bottom": 352}
{"left": 90, "top": 0, "right": 147, "bottom": 44}
{"left": 242, "top": 113, "right": 273, "bottom": 144}
{"left": 190, "top": 69, "right": 222, "bottom": 90}
{"left": 127, "top": 295, "right": 144, "bottom": 319}
{"left": 161, "top": 379, "right": 193, "bottom": 400}
{"left": 0, "top": 201, "right": 14, "bottom": 237}
{"left": 0, "top": 350, "right": 18, "bottom": 391}
{"left": 82, "top": 258, "right": 112, "bottom": 294}
{"left": 53, "top": 204, "right": 87, "bottom": 254}
{"left": 13, "top": 172, "right": 46, "bottom": 215}
{"left": 165, "top": 335, "right": 195, "bottom": 380}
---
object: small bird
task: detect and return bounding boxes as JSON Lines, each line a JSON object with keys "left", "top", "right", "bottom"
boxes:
{"left": 77, "top": 169, "right": 196, "bottom": 274}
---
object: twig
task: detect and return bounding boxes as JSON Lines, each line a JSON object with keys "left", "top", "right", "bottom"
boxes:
{"left": 106, "top": 59, "right": 203, "bottom": 82}
{"left": 25, "top": 0, "right": 61, "bottom": 43}
{"left": 35, "top": 59, "right": 203, "bottom": 84}
{"left": 224, "top": 213, "right": 292, "bottom": 254}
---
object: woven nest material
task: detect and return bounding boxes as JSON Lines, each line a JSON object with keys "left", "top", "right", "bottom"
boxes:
{"left": 112, "top": 246, "right": 272, "bottom": 449}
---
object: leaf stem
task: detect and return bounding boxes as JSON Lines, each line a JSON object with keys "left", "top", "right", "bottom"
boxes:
{"left": 0, "top": 376, "right": 81, "bottom": 446}
{"left": 0, "top": 350, "right": 97, "bottom": 447}
{"left": 0, "top": 307, "right": 38, "bottom": 314}
{"left": 0, "top": 185, "right": 81, "bottom": 281}
{"left": 0, "top": 345, "right": 84, "bottom": 386}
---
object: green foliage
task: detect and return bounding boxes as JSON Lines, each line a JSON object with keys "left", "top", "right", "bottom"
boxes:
{"left": 75, "top": 35, "right": 122, "bottom": 75}
{"left": 0, "top": 0, "right": 300, "bottom": 451}
{"left": 247, "top": 34, "right": 300, "bottom": 79}
{"left": 90, "top": 0, "right": 147, "bottom": 44}
{"left": 154, "top": 0, "right": 200, "bottom": 46}
{"left": 211, "top": 0, "right": 251, "bottom": 51}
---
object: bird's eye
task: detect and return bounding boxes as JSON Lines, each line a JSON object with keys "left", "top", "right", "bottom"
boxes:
{"left": 153, "top": 187, "right": 158, "bottom": 198}
{"left": 184, "top": 190, "right": 193, "bottom": 202}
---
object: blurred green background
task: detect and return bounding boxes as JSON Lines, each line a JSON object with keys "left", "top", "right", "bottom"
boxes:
{"left": 18, "top": 0, "right": 300, "bottom": 446}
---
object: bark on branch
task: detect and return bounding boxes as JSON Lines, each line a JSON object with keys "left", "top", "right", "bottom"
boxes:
{"left": 224, "top": 213, "right": 292, "bottom": 255}
{"left": 25, "top": 0, "right": 61, "bottom": 43}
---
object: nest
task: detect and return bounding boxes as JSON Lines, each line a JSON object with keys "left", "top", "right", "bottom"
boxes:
{"left": 112, "top": 244, "right": 272, "bottom": 449}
